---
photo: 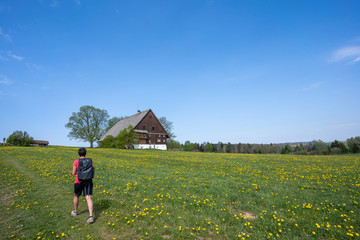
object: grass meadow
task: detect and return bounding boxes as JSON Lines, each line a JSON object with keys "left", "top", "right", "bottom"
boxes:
{"left": 0, "top": 146, "right": 359, "bottom": 239}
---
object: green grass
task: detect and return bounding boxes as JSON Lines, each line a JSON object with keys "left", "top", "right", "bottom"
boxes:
{"left": 0, "top": 146, "right": 359, "bottom": 239}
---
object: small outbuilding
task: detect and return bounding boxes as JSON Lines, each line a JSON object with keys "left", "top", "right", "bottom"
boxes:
{"left": 31, "top": 140, "right": 49, "bottom": 147}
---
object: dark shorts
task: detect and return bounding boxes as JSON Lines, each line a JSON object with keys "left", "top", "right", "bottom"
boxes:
{"left": 74, "top": 180, "right": 93, "bottom": 197}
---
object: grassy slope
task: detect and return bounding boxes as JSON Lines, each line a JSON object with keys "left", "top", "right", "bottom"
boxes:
{"left": 0, "top": 146, "right": 359, "bottom": 240}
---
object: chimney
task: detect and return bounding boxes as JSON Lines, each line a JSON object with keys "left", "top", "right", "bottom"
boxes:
{"left": 137, "top": 110, "right": 141, "bottom": 114}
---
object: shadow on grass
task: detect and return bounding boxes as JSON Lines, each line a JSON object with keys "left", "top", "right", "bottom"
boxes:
{"left": 94, "top": 199, "right": 112, "bottom": 216}
{"left": 75, "top": 199, "right": 112, "bottom": 223}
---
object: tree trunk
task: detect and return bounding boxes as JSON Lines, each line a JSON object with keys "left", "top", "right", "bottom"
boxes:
{"left": 90, "top": 141, "right": 93, "bottom": 148}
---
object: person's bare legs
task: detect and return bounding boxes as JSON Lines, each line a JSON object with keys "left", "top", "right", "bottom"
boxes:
{"left": 73, "top": 194, "right": 79, "bottom": 212}
{"left": 85, "top": 195, "right": 93, "bottom": 217}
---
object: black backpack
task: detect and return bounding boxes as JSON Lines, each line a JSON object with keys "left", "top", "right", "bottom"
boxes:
{"left": 77, "top": 158, "right": 95, "bottom": 181}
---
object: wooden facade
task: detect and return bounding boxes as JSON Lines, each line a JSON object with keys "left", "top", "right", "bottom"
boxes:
{"left": 135, "top": 110, "right": 168, "bottom": 145}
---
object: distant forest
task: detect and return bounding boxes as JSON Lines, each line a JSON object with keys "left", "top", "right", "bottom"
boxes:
{"left": 167, "top": 136, "right": 360, "bottom": 155}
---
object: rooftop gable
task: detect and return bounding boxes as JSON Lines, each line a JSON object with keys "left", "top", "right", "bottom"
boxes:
{"left": 99, "top": 109, "right": 150, "bottom": 141}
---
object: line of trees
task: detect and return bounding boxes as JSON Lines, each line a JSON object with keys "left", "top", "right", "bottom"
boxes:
{"left": 167, "top": 136, "right": 360, "bottom": 155}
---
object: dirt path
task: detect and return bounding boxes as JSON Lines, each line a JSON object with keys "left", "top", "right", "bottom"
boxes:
{"left": 0, "top": 150, "right": 115, "bottom": 240}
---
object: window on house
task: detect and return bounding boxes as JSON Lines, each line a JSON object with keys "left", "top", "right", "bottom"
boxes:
{"left": 157, "top": 139, "right": 161, "bottom": 143}
{"left": 152, "top": 126, "right": 155, "bottom": 131}
{"left": 143, "top": 126, "right": 146, "bottom": 130}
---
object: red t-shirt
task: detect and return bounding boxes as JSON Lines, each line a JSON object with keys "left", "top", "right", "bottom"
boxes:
{"left": 73, "top": 159, "right": 80, "bottom": 184}
{"left": 73, "top": 158, "right": 94, "bottom": 183}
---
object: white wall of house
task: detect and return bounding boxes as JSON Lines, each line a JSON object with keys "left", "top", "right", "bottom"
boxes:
{"left": 134, "top": 144, "right": 167, "bottom": 150}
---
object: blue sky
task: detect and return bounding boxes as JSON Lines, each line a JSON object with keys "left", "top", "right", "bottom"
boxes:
{"left": 1, "top": 0, "right": 359, "bottom": 147}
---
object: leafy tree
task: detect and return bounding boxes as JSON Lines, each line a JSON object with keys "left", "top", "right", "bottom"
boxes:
{"left": 346, "top": 137, "right": 360, "bottom": 153}
{"left": 299, "top": 143, "right": 305, "bottom": 150}
{"left": 199, "top": 142, "right": 207, "bottom": 152}
{"left": 65, "top": 105, "right": 109, "bottom": 148}
{"left": 216, "top": 142, "right": 223, "bottom": 153}
{"left": 226, "top": 142, "right": 233, "bottom": 153}
{"left": 159, "top": 117, "right": 176, "bottom": 139}
{"left": 312, "top": 140, "right": 329, "bottom": 155}
{"left": 115, "top": 125, "right": 138, "bottom": 149}
{"left": 183, "top": 141, "right": 191, "bottom": 151}
{"left": 330, "top": 140, "right": 348, "bottom": 154}
{"left": 258, "top": 144, "right": 271, "bottom": 154}
{"left": 193, "top": 143, "right": 200, "bottom": 152}
{"left": 281, "top": 144, "right": 292, "bottom": 154}
{"left": 6, "top": 130, "right": 34, "bottom": 146}
{"left": 205, "top": 142, "right": 214, "bottom": 152}
{"left": 189, "top": 143, "right": 195, "bottom": 151}
{"left": 183, "top": 140, "right": 195, "bottom": 151}
{"left": 167, "top": 139, "right": 182, "bottom": 150}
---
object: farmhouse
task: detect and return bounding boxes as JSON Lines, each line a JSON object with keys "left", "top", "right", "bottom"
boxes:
{"left": 99, "top": 109, "right": 169, "bottom": 150}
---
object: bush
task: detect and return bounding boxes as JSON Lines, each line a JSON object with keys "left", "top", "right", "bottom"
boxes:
{"left": 330, "top": 147, "right": 342, "bottom": 155}
{"left": 7, "top": 131, "right": 34, "bottom": 146}
{"left": 294, "top": 150, "right": 308, "bottom": 155}
{"left": 115, "top": 126, "right": 138, "bottom": 148}
{"left": 100, "top": 135, "right": 115, "bottom": 148}
{"left": 167, "top": 139, "right": 182, "bottom": 150}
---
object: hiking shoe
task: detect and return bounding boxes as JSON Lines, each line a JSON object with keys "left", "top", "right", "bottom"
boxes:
{"left": 87, "top": 216, "right": 94, "bottom": 224}
{"left": 71, "top": 211, "right": 78, "bottom": 216}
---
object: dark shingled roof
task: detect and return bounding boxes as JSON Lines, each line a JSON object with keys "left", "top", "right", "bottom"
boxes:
{"left": 99, "top": 109, "right": 150, "bottom": 141}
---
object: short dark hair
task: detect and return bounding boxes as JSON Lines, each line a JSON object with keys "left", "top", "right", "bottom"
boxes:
{"left": 78, "top": 148, "right": 87, "bottom": 157}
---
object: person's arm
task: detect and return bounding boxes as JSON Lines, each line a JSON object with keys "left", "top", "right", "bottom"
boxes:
{"left": 72, "top": 165, "right": 77, "bottom": 176}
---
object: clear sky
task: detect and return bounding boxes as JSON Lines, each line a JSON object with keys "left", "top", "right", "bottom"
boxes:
{"left": 1, "top": 0, "right": 359, "bottom": 147}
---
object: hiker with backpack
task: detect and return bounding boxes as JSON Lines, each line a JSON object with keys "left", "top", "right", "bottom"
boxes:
{"left": 71, "top": 148, "right": 95, "bottom": 223}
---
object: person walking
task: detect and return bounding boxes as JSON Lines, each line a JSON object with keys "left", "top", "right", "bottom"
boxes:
{"left": 71, "top": 148, "right": 94, "bottom": 223}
